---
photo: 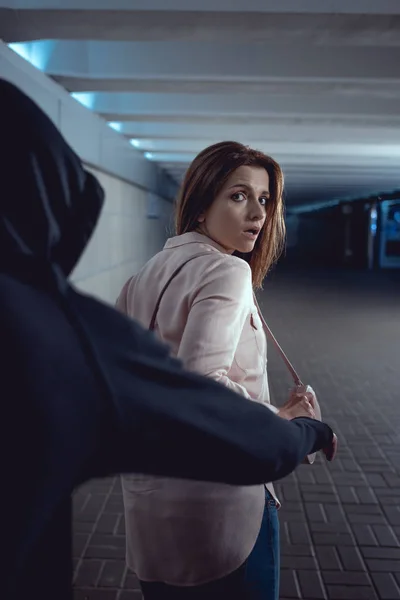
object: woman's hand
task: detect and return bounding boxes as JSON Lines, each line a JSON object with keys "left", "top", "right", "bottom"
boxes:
{"left": 278, "top": 386, "right": 338, "bottom": 461}
{"left": 277, "top": 393, "right": 316, "bottom": 420}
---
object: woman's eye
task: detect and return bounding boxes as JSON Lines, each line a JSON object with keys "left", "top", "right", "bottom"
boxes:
{"left": 231, "top": 192, "right": 246, "bottom": 202}
{"left": 259, "top": 197, "right": 268, "bottom": 206}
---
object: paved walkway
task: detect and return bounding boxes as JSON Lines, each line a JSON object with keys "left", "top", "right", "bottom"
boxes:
{"left": 73, "top": 268, "right": 400, "bottom": 600}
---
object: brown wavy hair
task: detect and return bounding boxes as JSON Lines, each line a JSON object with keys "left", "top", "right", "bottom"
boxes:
{"left": 175, "top": 141, "right": 286, "bottom": 289}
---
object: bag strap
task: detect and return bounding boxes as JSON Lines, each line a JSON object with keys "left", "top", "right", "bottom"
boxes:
{"left": 252, "top": 294, "right": 303, "bottom": 387}
{"left": 149, "top": 252, "right": 303, "bottom": 387}
{"left": 149, "top": 252, "right": 211, "bottom": 331}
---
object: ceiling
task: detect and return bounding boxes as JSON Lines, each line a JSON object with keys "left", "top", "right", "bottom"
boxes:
{"left": 1, "top": 0, "right": 400, "bottom": 210}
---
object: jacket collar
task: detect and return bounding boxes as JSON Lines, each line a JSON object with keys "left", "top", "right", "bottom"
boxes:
{"left": 164, "top": 232, "right": 230, "bottom": 254}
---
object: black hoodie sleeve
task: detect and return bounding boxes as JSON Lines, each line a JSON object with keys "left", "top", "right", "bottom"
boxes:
{"left": 75, "top": 292, "right": 334, "bottom": 486}
{"left": 114, "top": 380, "right": 333, "bottom": 486}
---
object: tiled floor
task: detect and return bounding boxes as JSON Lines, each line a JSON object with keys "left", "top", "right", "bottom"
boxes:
{"left": 73, "top": 268, "right": 400, "bottom": 599}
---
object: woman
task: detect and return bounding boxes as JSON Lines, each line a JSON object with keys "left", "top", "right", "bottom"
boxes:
{"left": 117, "top": 141, "right": 327, "bottom": 599}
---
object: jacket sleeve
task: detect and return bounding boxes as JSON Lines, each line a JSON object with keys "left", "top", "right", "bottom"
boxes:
{"left": 177, "top": 256, "right": 254, "bottom": 398}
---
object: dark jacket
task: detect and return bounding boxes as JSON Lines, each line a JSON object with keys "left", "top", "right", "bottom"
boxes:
{"left": 0, "top": 79, "right": 334, "bottom": 599}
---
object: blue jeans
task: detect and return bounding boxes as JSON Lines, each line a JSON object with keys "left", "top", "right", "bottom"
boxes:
{"left": 140, "top": 490, "right": 280, "bottom": 600}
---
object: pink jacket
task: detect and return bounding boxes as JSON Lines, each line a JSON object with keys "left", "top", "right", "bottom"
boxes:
{"left": 117, "top": 232, "right": 278, "bottom": 585}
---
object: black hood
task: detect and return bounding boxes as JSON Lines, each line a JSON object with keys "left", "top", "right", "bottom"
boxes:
{"left": 0, "top": 79, "right": 104, "bottom": 278}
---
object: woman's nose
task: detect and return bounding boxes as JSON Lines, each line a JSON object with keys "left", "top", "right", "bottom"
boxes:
{"left": 248, "top": 199, "right": 265, "bottom": 220}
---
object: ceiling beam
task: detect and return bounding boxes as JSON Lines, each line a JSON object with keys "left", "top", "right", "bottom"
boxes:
{"left": 16, "top": 40, "right": 400, "bottom": 82}
{"left": 125, "top": 138, "right": 400, "bottom": 158}
{"left": 104, "top": 121, "right": 400, "bottom": 144}
{"left": 73, "top": 91, "right": 400, "bottom": 120}
{"left": 145, "top": 150, "right": 400, "bottom": 167}
{"left": 2, "top": 11, "right": 400, "bottom": 47}
{"left": 53, "top": 76, "right": 400, "bottom": 102}
{"left": 2, "top": 4, "right": 400, "bottom": 45}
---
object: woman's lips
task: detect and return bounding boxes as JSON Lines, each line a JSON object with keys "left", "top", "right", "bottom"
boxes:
{"left": 242, "top": 230, "right": 259, "bottom": 240}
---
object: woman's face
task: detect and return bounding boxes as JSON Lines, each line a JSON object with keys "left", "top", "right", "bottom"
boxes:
{"left": 198, "top": 165, "right": 269, "bottom": 254}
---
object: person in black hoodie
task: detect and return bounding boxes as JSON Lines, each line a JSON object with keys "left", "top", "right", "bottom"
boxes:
{"left": 0, "top": 79, "right": 336, "bottom": 599}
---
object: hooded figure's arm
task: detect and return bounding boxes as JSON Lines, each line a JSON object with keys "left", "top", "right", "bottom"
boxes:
{"left": 84, "top": 299, "right": 335, "bottom": 485}
{"left": 114, "top": 369, "right": 334, "bottom": 485}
